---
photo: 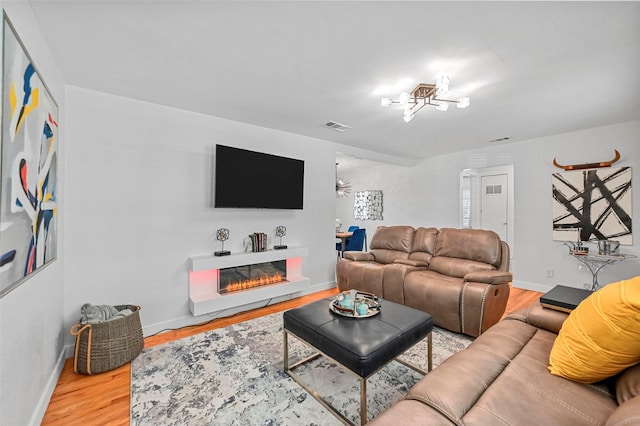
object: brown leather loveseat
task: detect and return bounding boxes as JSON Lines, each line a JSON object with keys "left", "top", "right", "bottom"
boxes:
{"left": 336, "top": 226, "right": 512, "bottom": 337}
{"left": 369, "top": 303, "right": 640, "bottom": 426}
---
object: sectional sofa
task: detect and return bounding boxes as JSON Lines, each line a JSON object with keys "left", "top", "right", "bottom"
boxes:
{"left": 369, "top": 299, "right": 640, "bottom": 425}
{"left": 336, "top": 226, "right": 512, "bottom": 337}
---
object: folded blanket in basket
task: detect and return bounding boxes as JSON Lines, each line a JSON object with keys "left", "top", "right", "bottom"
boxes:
{"left": 80, "top": 303, "right": 133, "bottom": 324}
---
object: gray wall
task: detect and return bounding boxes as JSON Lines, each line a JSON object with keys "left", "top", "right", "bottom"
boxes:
{"left": 0, "top": 3, "right": 66, "bottom": 426}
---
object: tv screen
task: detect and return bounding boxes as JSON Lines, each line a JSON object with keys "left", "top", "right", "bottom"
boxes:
{"left": 214, "top": 145, "right": 305, "bottom": 209}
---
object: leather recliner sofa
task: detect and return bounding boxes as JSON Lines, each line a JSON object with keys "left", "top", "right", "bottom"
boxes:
{"left": 368, "top": 303, "right": 640, "bottom": 426}
{"left": 336, "top": 226, "right": 512, "bottom": 337}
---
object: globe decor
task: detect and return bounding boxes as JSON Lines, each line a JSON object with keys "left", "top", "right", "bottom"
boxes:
{"left": 274, "top": 225, "right": 287, "bottom": 250}
{"left": 214, "top": 228, "right": 231, "bottom": 256}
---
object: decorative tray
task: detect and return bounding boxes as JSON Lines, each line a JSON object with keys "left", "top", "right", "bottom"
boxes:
{"left": 329, "top": 291, "right": 381, "bottom": 318}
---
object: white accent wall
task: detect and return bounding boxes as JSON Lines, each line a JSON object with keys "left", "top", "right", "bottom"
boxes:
{"left": 336, "top": 120, "right": 640, "bottom": 293}
{"left": 63, "top": 86, "right": 344, "bottom": 338}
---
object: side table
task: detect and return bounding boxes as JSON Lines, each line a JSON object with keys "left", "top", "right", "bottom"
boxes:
{"left": 568, "top": 252, "right": 637, "bottom": 291}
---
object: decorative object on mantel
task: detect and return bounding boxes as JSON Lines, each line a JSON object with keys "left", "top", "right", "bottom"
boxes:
{"left": 250, "top": 232, "right": 268, "bottom": 252}
{"left": 380, "top": 75, "right": 470, "bottom": 123}
{"left": 553, "top": 149, "right": 621, "bottom": 171}
{"left": 552, "top": 167, "right": 632, "bottom": 244}
{"left": 0, "top": 12, "right": 60, "bottom": 298}
{"left": 335, "top": 163, "right": 351, "bottom": 198}
{"left": 354, "top": 190, "right": 383, "bottom": 220}
{"left": 214, "top": 228, "right": 230, "bottom": 256}
{"left": 274, "top": 225, "right": 287, "bottom": 250}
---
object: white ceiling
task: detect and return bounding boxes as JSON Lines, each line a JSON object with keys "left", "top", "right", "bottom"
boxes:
{"left": 27, "top": 1, "right": 640, "bottom": 161}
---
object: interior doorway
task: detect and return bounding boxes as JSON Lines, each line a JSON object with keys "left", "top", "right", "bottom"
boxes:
{"left": 460, "top": 165, "right": 514, "bottom": 256}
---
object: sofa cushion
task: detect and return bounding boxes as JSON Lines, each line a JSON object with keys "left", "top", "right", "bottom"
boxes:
{"left": 429, "top": 256, "right": 495, "bottom": 278}
{"left": 370, "top": 225, "right": 415, "bottom": 252}
{"left": 616, "top": 363, "right": 640, "bottom": 404}
{"left": 404, "top": 271, "right": 464, "bottom": 332}
{"left": 404, "top": 319, "right": 616, "bottom": 425}
{"left": 345, "top": 262, "right": 384, "bottom": 296}
{"left": 434, "top": 228, "right": 502, "bottom": 267}
{"left": 369, "top": 226, "right": 415, "bottom": 264}
{"left": 605, "top": 396, "right": 640, "bottom": 426}
{"left": 549, "top": 276, "right": 640, "bottom": 384}
{"left": 407, "top": 227, "right": 438, "bottom": 265}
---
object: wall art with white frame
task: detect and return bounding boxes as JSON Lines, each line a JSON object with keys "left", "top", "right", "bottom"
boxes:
{"left": 0, "top": 11, "right": 59, "bottom": 297}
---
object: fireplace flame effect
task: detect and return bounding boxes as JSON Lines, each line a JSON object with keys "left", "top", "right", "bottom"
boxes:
{"left": 222, "top": 273, "right": 285, "bottom": 294}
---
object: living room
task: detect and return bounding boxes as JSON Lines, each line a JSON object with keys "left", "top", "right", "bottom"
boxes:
{"left": 0, "top": 2, "right": 638, "bottom": 425}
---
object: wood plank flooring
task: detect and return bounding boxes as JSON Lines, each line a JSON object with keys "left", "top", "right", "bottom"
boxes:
{"left": 42, "top": 286, "right": 542, "bottom": 425}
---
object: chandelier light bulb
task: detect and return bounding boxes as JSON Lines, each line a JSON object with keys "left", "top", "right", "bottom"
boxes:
{"left": 457, "top": 97, "right": 470, "bottom": 108}
{"left": 436, "top": 102, "right": 449, "bottom": 112}
{"left": 403, "top": 112, "right": 415, "bottom": 123}
{"left": 380, "top": 98, "right": 393, "bottom": 107}
{"left": 398, "top": 92, "right": 410, "bottom": 105}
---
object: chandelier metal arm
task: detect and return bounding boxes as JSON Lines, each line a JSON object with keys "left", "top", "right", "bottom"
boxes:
{"left": 380, "top": 76, "right": 470, "bottom": 122}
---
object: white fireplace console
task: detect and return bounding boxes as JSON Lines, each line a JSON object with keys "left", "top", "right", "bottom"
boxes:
{"left": 188, "top": 247, "right": 310, "bottom": 316}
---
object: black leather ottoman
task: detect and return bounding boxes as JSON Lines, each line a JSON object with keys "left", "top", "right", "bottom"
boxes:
{"left": 283, "top": 297, "right": 433, "bottom": 425}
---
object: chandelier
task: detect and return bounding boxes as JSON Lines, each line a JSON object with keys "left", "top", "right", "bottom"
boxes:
{"left": 335, "top": 163, "right": 351, "bottom": 198}
{"left": 380, "top": 75, "right": 470, "bottom": 123}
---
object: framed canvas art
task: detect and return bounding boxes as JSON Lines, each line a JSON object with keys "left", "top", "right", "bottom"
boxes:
{"left": 0, "top": 11, "right": 59, "bottom": 297}
{"left": 552, "top": 167, "right": 632, "bottom": 245}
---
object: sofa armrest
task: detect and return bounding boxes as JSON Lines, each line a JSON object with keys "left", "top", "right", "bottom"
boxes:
{"left": 505, "top": 302, "right": 568, "bottom": 335}
{"left": 605, "top": 395, "right": 640, "bottom": 426}
{"left": 343, "top": 251, "right": 375, "bottom": 261}
{"left": 464, "top": 270, "right": 512, "bottom": 284}
{"left": 394, "top": 259, "right": 429, "bottom": 267}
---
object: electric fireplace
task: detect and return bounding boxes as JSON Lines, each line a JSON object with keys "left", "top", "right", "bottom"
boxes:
{"left": 218, "top": 260, "right": 287, "bottom": 294}
{"left": 188, "top": 247, "right": 310, "bottom": 316}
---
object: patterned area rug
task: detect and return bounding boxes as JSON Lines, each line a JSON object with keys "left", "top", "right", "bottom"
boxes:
{"left": 131, "top": 311, "right": 473, "bottom": 425}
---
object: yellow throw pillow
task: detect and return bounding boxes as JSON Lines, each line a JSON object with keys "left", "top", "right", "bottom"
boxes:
{"left": 548, "top": 276, "right": 640, "bottom": 383}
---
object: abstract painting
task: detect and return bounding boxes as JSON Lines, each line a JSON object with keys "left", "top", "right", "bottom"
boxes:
{"left": 0, "top": 12, "right": 59, "bottom": 297}
{"left": 552, "top": 167, "right": 632, "bottom": 245}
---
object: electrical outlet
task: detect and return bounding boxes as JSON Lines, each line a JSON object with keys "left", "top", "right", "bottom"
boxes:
{"left": 583, "top": 283, "right": 591, "bottom": 290}
{"left": 545, "top": 269, "right": 554, "bottom": 278}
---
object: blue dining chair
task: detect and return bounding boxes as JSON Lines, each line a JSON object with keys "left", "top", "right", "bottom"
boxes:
{"left": 336, "top": 226, "right": 360, "bottom": 252}
{"left": 337, "top": 228, "right": 366, "bottom": 257}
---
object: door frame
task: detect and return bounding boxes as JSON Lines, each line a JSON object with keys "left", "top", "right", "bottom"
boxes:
{"left": 459, "top": 164, "right": 514, "bottom": 257}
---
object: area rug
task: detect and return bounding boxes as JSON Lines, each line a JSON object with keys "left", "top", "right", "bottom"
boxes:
{"left": 131, "top": 311, "right": 473, "bottom": 425}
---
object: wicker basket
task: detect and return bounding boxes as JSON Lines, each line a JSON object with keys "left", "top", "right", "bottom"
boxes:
{"left": 70, "top": 305, "right": 144, "bottom": 375}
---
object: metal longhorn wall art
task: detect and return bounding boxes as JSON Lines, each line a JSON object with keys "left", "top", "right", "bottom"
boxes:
{"left": 552, "top": 150, "right": 632, "bottom": 244}
{"left": 354, "top": 190, "right": 383, "bottom": 220}
{"left": 0, "top": 12, "right": 59, "bottom": 298}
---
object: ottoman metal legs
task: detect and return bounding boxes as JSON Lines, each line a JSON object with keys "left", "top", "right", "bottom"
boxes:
{"left": 284, "top": 329, "right": 432, "bottom": 426}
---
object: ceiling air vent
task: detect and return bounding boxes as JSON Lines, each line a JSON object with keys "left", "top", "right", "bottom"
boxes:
{"left": 488, "top": 137, "right": 510, "bottom": 143}
{"left": 325, "top": 121, "right": 352, "bottom": 132}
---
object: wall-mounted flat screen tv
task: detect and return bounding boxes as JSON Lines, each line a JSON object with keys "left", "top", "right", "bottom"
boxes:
{"left": 214, "top": 144, "right": 305, "bottom": 209}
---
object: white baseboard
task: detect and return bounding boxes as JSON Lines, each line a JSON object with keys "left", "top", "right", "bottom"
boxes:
{"left": 144, "top": 281, "right": 337, "bottom": 338}
{"left": 513, "top": 280, "right": 553, "bottom": 293}
{"left": 30, "top": 346, "right": 67, "bottom": 426}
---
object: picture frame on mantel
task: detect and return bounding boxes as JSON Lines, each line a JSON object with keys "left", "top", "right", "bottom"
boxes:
{"left": 0, "top": 11, "right": 59, "bottom": 298}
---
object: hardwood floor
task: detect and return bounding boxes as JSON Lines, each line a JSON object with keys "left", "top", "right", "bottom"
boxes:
{"left": 42, "top": 286, "right": 541, "bottom": 425}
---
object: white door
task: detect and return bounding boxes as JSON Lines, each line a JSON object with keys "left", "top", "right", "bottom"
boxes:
{"left": 480, "top": 174, "right": 508, "bottom": 242}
